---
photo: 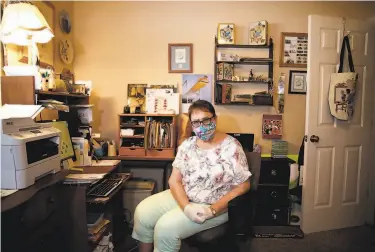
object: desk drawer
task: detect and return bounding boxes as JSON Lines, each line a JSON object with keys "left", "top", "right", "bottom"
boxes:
{"left": 22, "top": 186, "right": 58, "bottom": 230}
{"left": 257, "top": 185, "right": 289, "bottom": 206}
{"left": 119, "top": 147, "right": 145, "bottom": 157}
{"left": 259, "top": 158, "right": 291, "bottom": 185}
{"left": 146, "top": 148, "right": 174, "bottom": 158}
{"left": 255, "top": 206, "right": 290, "bottom": 226}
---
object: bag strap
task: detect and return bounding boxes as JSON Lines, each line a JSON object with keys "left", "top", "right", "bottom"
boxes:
{"left": 338, "top": 35, "right": 355, "bottom": 73}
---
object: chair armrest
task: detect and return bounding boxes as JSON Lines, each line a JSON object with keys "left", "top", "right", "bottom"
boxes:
{"left": 227, "top": 190, "right": 255, "bottom": 237}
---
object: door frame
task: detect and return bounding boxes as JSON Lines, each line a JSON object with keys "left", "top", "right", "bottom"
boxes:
{"left": 368, "top": 16, "right": 375, "bottom": 226}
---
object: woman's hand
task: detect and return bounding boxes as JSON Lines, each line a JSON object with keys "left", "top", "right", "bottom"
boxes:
{"left": 200, "top": 206, "right": 214, "bottom": 220}
{"left": 183, "top": 204, "right": 206, "bottom": 223}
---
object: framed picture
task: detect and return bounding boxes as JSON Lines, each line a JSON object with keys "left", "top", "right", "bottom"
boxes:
{"left": 128, "top": 84, "right": 147, "bottom": 98}
{"left": 168, "top": 43, "right": 193, "bottom": 73}
{"left": 280, "top": 32, "right": 308, "bottom": 68}
{"left": 249, "top": 20, "right": 268, "bottom": 45}
{"left": 289, "top": 70, "right": 307, "bottom": 94}
{"left": 262, "top": 114, "right": 283, "bottom": 139}
{"left": 217, "top": 23, "right": 235, "bottom": 44}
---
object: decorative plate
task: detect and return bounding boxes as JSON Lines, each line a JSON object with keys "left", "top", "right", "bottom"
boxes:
{"left": 59, "top": 10, "right": 71, "bottom": 34}
{"left": 59, "top": 39, "right": 74, "bottom": 64}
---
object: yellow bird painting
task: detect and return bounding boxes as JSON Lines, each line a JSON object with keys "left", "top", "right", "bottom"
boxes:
{"left": 182, "top": 75, "right": 209, "bottom": 103}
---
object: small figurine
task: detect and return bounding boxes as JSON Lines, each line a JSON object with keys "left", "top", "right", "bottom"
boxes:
{"left": 249, "top": 69, "right": 254, "bottom": 80}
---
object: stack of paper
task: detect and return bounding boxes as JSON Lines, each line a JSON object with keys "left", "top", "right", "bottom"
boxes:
{"left": 88, "top": 218, "right": 110, "bottom": 243}
{"left": 271, "top": 140, "right": 288, "bottom": 158}
{"left": 145, "top": 120, "right": 175, "bottom": 148}
{"left": 63, "top": 173, "right": 105, "bottom": 184}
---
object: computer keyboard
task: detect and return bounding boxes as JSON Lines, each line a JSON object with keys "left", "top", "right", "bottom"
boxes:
{"left": 87, "top": 175, "right": 125, "bottom": 197}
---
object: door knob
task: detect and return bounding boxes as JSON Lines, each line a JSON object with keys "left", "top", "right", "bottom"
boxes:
{"left": 310, "top": 135, "right": 320, "bottom": 143}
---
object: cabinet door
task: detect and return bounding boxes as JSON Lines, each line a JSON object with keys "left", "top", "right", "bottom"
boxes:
{"left": 1, "top": 76, "right": 36, "bottom": 105}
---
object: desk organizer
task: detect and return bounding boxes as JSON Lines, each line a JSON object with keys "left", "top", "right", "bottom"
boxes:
{"left": 118, "top": 114, "right": 177, "bottom": 158}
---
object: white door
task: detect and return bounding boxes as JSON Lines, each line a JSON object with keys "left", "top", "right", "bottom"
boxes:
{"left": 302, "top": 15, "right": 375, "bottom": 234}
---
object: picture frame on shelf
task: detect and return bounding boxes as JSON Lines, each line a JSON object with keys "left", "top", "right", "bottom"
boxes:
{"left": 289, "top": 70, "right": 307, "bottom": 94}
{"left": 280, "top": 32, "right": 308, "bottom": 68}
{"left": 249, "top": 20, "right": 268, "bottom": 45}
{"left": 168, "top": 43, "right": 193, "bottom": 73}
{"left": 217, "top": 23, "right": 235, "bottom": 44}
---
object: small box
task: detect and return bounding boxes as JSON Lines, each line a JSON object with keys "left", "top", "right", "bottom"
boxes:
{"left": 217, "top": 63, "right": 234, "bottom": 81}
{"left": 253, "top": 94, "right": 273, "bottom": 105}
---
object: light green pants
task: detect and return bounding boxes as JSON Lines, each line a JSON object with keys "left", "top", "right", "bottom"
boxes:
{"left": 132, "top": 189, "right": 228, "bottom": 252}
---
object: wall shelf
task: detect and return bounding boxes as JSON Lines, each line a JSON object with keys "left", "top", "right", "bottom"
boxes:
{"left": 215, "top": 102, "right": 273, "bottom": 106}
{"left": 214, "top": 37, "right": 274, "bottom": 105}
{"left": 216, "top": 44, "right": 270, "bottom": 49}
{"left": 36, "top": 90, "right": 89, "bottom": 98}
{"left": 217, "top": 59, "right": 273, "bottom": 65}
{"left": 216, "top": 80, "right": 269, "bottom": 84}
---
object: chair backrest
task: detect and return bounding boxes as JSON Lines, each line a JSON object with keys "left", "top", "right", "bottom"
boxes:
{"left": 245, "top": 152, "right": 261, "bottom": 191}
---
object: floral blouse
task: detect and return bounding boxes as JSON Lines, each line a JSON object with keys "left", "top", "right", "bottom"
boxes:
{"left": 172, "top": 135, "right": 251, "bottom": 204}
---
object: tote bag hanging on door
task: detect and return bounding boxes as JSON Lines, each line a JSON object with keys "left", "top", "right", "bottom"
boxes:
{"left": 328, "top": 35, "right": 358, "bottom": 121}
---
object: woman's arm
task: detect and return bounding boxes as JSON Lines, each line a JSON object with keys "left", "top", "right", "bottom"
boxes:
{"left": 168, "top": 167, "right": 190, "bottom": 210}
{"left": 210, "top": 180, "right": 250, "bottom": 215}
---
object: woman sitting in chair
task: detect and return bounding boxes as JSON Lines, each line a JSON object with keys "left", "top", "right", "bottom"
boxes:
{"left": 132, "top": 100, "right": 251, "bottom": 252}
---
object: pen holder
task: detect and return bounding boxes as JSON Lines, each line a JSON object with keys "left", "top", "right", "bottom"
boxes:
{"left": 108, "top": 144, "right": 116, "bottom": 157}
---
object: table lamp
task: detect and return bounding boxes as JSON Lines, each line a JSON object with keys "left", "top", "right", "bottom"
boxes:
{"left": 0, "top": 1, "right": 54, "bottom": 65}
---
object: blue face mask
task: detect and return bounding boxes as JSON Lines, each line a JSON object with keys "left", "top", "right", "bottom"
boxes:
{"left": 193, "top": 122, "right": 217, "bottom": 141}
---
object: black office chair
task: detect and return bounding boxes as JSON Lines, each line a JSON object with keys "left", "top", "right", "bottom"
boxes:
{"left": 183, "top": 152, "right": 261, "bottom": 252}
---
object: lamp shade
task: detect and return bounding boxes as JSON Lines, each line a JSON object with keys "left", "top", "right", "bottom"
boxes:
{"left": 0, "top": 2, "right": 54, "bottom": 45}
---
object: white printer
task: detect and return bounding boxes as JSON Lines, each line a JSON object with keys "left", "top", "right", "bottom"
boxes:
{"left": 1, "top": 105, "right": 61, "bottom": 189}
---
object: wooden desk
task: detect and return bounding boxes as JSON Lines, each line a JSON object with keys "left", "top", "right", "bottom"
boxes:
{"left": 1, "top": 170, "right": 70, "bottom": 252}
{"left": 72, "top": 160, "right": 121, "bottom": 174}
{"left": 100, "top": 157, "right": 174, "bottom": 191}
{"left": 62, "top": 161, "right": 132, "bottom": 252}
{"left": 1, "top": 170, "right": 69, "bottom": 212}
{"left": 100, "top": 156, "right": 174, "bottom": 161}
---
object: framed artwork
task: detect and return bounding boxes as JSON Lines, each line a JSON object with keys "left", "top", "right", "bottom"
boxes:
{"left": 182, "top": 74, "right": 212, "bottom": 112}
{"left": 249, "top": 20, "right": 268, "bottom": 45}
{"left": 217, "top": 23, "right": 235, "bottom": 44}
{"left": 18, "top": 1, "right": 55, "bottom": 68}
{"left": 128, "top": 84, "right": 147, "bottom": 98}
{"left": 262, "top": 114, "right": 283, "bottom": 139}
{"left": 280, "top": 32, "right": 308, "bottom": 68}
{"left": 289, "top": 70, "right": 307, "bottom": 94}
{"left": 168, "top": 43, "right": 193, "bottom": 73}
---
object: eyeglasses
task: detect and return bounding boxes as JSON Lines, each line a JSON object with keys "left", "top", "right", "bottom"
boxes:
{"left": 190, "top": 116, "right": 214, "bottom": 128}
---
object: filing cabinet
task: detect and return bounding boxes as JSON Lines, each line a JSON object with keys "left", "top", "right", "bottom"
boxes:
{"left": 255, "top": 157, "right": 295, "bottom": 226}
